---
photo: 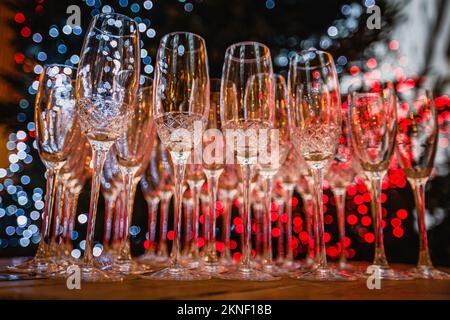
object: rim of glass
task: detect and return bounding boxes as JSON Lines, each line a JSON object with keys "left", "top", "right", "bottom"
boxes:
{"left": 290, "top": 50, "right": 334, "bottom": 69}
{"left": 224, "top": 41, "right": 271, "bottom": 62}
{"left": 159, "top": 31, "right": 206, "bottom": 52}
{"left": 93, "top": 13, "right": 138, "bottom": 38}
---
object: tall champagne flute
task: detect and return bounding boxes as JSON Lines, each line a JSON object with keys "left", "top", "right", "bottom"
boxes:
{"left": 349, "top": 80, "right": 410, "bottom": 280}
{"left": 75, "top": 13, "right": 140, "bottom": 281}
{"left": 325, "top": 120, "right": 356, "bottom": 271}
{"left": 109, "top": 74, "right": 154, "bottom": 277}
{"left": 257, "top": 74, "right": 290, "bottom": 275}
{"left": 396, "top": 88, "right": 450, "bottom": 279}
{"left": 148, "top": 32, "right": 210, "bottom": 280}
{"left": 8, "top": 64, "right": 78, "bottom": 276}
{"left": 289, "top": 50, "right": 354, "bottom": 281}
{"left": 219, "top": 42, "right": 278, "bottom": 281}
{"left": 198, "top": 78, "right": 226, "bottom": 274}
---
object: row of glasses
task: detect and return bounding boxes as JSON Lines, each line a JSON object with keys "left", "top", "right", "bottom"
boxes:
{"left": 6, "top": 10, "right": 448, "bottom": 282}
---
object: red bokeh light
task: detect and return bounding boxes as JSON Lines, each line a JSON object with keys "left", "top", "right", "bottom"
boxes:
{"left": 397, "top": 209, "right": 408, "bottom": 220}
{"left": 393, "top": 227, "right": 404, "bottom": 238}
{"left": 14, "top": 13, "right": 26, "bottom": 23}
{"left": 21, "top": 27, "right": 31, "bottom": 37}
{"left": 361, "top": 216, "right": 372, "bottom": 226}
{"left": 167, "top": 230, "right": 174, "bottom": 240}
{"left": 347, "top": 214, "right": 358, "bottom": 225}
{"left": 272, "top": 227, "right": 281, "bottom": 238}
{"left": 14, "top": 52, "right": 25, "bottom": 64}
{"left": 364, "top": 233, "right": 375, "bottom": 243}
{"left": 350, "top": 65, "right": 360, "bottom": 76}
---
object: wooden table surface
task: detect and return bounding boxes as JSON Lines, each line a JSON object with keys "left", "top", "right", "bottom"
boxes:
{"left": 1, "top": 258, "right": 449, "bottom": 300}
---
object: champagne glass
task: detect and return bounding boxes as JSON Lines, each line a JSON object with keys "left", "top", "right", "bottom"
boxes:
{"left": 289, "top": 50, "right": 354, "bottom": 281}
{"left": 108, "top": 74, "right": 154, "bottom": 277}
{"left": 8, "top": 64, "right": 78, "bottom": 276}
{"left": 325, "top": 118, "right": 356, "bottom": 271}
{"left": 349, "top": 79, "right": 410, "bottom": 280}
{"left": 219, "top": 42, "right": 278, "bottom": 281}
{"left": 198, "top": 79, "right": 226, "bottom": 274}
{"left": 257, "top": 74, "right": 290, "bottom": 275}
{"left": 148, "top": 32, "right": 210, "bottom": 280}
{"left": 75, "top": 13, "right": 140, "bottom": 281}
{"left": 396, "top": 88, "right": 450, "bottom": 279}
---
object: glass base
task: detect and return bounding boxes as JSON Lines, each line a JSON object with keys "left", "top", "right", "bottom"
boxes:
{"left": 0, "top": 272, "right": 48, "bottom": 281}
{"left": 291, "top": 267, "right": 357, "bottom": 281}
{"left": 408, "top": 266, "right": 450, "bottom": 280}
{"left": 106, "top": 258, "right": 151, "bottom": 277}
{"left": 261, "top": 263, "right": 286, "bottom": 276}
{"left": 360, "top": 265, "right": 413, "bottom": 280}
{"left": 216, "top": 265, "right": 280, "bottom": 281}
{"left": 196, "top": 263, "right": 228, "bottom": 275}
{"left": 329, "top": 261, "right": 361, "bottom": 272}
{"left": 281, "top": 260, "right": 313, "bottom": 273}
{"left": 79, "top": 263, "right": 123, "bottom": 282}
{"left": 7, "top": 256, "right": 60, "bottom": 275}
{"left": 141, "top": 265, "right": 211, "bottom": 281}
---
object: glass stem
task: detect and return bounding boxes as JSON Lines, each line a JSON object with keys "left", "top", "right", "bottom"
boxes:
{"left": 51, "top": 179, "right": 65, "bottom": 244}
{"left": 62, "top": 186, "right": 72, "bottom": 244}
{"left": 146, "top": 198, "right": 160, "bottom": 254}
{"left": 182, "top": 200, "right": 192, "bottom": 256}
{"left": 83, "top": 141, "right": 111, "bottom": 266}
{"left": 204, "top": 170, "right": 222, "bottom": 264}
{"left": 283, "top": 185, "right": 295, "bottom": 263}
{"left": 35, "top": 165, "right": 62, "bottom": 260}
{"left": 262, "top": 176, "right": 274, "bottom": 265}
{"left": 103, "top": 197, "right": 115, "bottom": 249}
{"left": 187, "top": 182, "right": 203, "bottom": 258}
{"left": 276, "top": 200, "right": 285, "bottom": 262}
{"left": 303, "top": 196, "right": 314, "bottom": 262}
{"left": 222, "top": 196, "right": 232, "bottom": 261}
{"left": 410, "top": 178, "right": 433, "bottom": 268}
{"left": 311, "top": 167, "right": 327, "bottom": 269}
{"left": 67, "top": 190, "right": 80, "bottom": 246}
{"left": 113, "top": 195, "right": 122, "bottom": 245}
{"left": 157, "top": 196, "right": 170, "bottom": 257}
{"left": 118, "top": 169, "right": 138, "bottom": 262}
{"left": 240, "top": 164, "right": 255, "bottom": 270}
{"left": 369, "top": 172, "right": 388, "bottom": 267}
{"left": 333, "top": 188, "right": 347, "bottom": 266}
{"left": 170, "top": 158, "right": 188, "bottom": 269}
